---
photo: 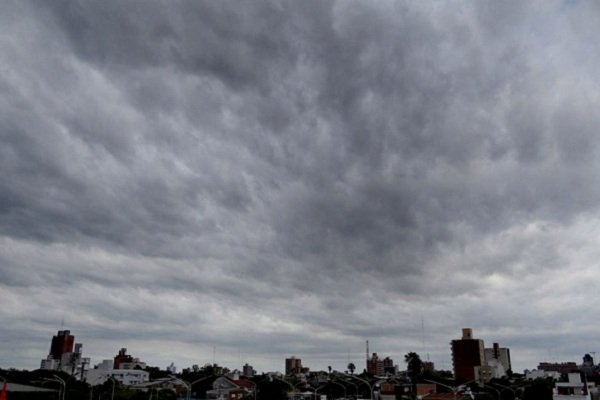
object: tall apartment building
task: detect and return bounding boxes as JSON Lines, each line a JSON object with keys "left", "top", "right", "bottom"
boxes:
{"left": 383, "top": 356, "right": 395, "bottom": 374}
{"left": 285, "top": 356, "right": 302, "bottom": 375}
{"left": 451, "top": 328, "right": 485, "bottom": 382}
{"left": 50, "top": 330, "right": 74, "bottom": 359}
{"left": 242, "top": 363, "right": 256, "bottom": 377}
{"left": 484, "top": 342, "right": 512, "bottom": 375}
{"left": 41, "top": 330, "right": 89, "bottom": 378}
{"left": 367, "top": 353, "right": 384, "bottom": 376}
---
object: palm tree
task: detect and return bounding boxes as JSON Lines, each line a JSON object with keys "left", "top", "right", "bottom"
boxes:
{"left": 347, "top": 363, "right": 355, "bottom": 375}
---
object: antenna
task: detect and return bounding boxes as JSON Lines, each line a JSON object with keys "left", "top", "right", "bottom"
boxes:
{"left": 366, "top": 340, "right": 369, "bottom": 361}
{"left": 421, "top": 317, "right": 425, "bottom": 354}
{"left": 421, "top": 317, "right": 429, "bottom": 361}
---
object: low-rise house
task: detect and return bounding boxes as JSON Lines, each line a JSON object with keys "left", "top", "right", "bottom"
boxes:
{"left": 206, "top": 376, "right": 256, "bottom": 400}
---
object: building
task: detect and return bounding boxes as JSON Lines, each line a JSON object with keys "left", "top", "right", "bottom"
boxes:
{"left": 167, "top": 362, "right": 177, "bottom": 374}
{"left": 379, "top": 382, "right": 400, "bottom": 400}
{"left": 383, "top": 357, "right": 396, "bottom": 375}
{"left": 85, "top": 360, "right": 149, "bottom": 386}
{"left": 50, "top": 330, "right": 74, "bottom": 359}
{"left": 538, "top": 362, "right": 579, "bottom": 375}
{"left": 423, "top": 361, "right": 435, "bottom": 372}
{"left": 41, "top": 329, "right": 89, "bottom": 377}
{"left": 206, "top": 376, "right": 256, "bottom": 400}
{"left": 526, "top": 369, "right": 561, "bottom": 380}
{"left": 113, "top": 348, "right": 133, "bottom": 369}
{"left": 367, "top": 353, "right": 384, "bottom": 376}
{"left": 286, "top": 357, "right": 302, "bottom": 375}
{"left": 242, "top": 363, "right": 255, "bottom": 377}
{"left": 451, "top": 328, "right": 485, "bottom": 382}
{"left": 112, "top": 348, "right": 147, "bottom": 370}
{"left": 484, "top": 343, "right": 512, "bottom": 375}
{"left": 554, "top": 372, "right": 597, "bottom": 400}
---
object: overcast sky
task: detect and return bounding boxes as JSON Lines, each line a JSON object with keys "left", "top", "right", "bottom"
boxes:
{"left": 3, "top": 0, "right": 600, "bottom": 374}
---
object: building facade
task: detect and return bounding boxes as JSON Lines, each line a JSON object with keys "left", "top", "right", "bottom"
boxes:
{"left": 285, "top": 357, "right": 302, "bottom": 375}
{"left": 85, "top": 360, "right": 149, "bottom": 386}
{"left": 554, "top": 372, "right": 597, "bottom": 400}
{"left": 206, "top": 376, "right": 256, "bottom": 400}
{"left": 242, "top": 363, "right": 255, "bottom": 377}
{"left": 41, "top": 329, "right": 89, "bottom": 377}
{"left": 538, "top": 362, "right": 579, "bottom": 375}
{"left": 50, "top": 330, "right": 74, "bottom": 359}
{"left": 367, "top": 353, "right": 384, "bottom": 376}
{"left": 451, "top": 328, "right": 485, "bottom": 382}
{"left": 484, "top": 343, "right": 512, "bottom": 374}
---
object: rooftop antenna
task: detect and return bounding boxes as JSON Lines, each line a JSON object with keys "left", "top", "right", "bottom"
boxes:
{"left": 421, "top": 316, "right": 430, "bottom": 361}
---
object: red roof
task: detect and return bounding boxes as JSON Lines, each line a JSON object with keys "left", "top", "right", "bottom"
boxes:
{"left": 231, "top": 379, "right": 256, "bottom": 389}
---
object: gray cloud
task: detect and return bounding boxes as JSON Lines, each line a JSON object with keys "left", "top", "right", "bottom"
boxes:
{"left": 2, "top": 0, "right": 600, "bottom": 373}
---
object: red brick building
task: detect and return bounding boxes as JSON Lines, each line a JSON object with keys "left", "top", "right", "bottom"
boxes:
{"left": 49, "top": 330, "right": 74, "bottom": 360}
{"left": 451, "top": 328, "right": 485, "bottom": 382}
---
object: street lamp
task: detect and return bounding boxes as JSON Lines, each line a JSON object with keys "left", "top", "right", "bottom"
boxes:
{"left": 53, "top": 374, "right": 67, "bottom": 400}
{"left": 270, "top": 374, "right": 299, "bottom": 398}
{"left": 488, "top": 381, "right": 517, "bottom": 400}
{"left": 190, "top": 374, "right": 217, "bottom": 400}
{"left": 341, "top": 378, "right": 358, "bottom": 398}
{"left": 169, "top": 376, "right": 190, "bottom": 400}
{"left": 329, "top": 379, "right": 347, "bottom": 399}
{"left": 43, "top": 375, "right": 66, "bottom": 400}
{"left": 107, "top": 376, "right": 116, "bottom": 400}
{"left": 483, "top": 385, "right": 501, "bottom": 400}
{"left": 344, "top": 373, "right": 373, "bottom": 400}
{"left": 313, "top": 383, "right": 327, "bottom": 399}
{"left": 424, "top": 378, "right": 477, "bottom": 400}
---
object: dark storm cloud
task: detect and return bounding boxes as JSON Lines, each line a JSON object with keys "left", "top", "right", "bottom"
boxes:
{"left": 2, "top": 0, "right": 600, "bottom": 372}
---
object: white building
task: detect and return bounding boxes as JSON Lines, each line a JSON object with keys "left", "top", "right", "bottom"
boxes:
{"left": 167, "top": 362, "right": 177, "bottom": 374}
{"left": 554, "top": 372, "right": 597, "bottom": 400}
{"left": 484, "top": 343, "right": 511, "bottom": 374}
{"left": 526, "top": 369, "right": 561, "bottom": 380}
{"left": 485, "top": 358, "right": 506, "bottom": 379}
{"left": 85, "top": 360, "right": 149, "bottom": 386}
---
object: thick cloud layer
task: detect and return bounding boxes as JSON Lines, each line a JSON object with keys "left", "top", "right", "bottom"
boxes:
{"left": 2, "top": 0, "right": 600, "bottom": 372}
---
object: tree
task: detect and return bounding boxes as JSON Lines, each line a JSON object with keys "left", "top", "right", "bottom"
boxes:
{"left": 521, "top": 378, "right": 553, "bottom": 400}
{"left": 254, "top": 375, "right": 290, "bottom": 400}
{"left": 404, "top": 352, "right": 423, "bottom": 380}
{"left": 347, "top": 363, "right": 356, "bottom": 374}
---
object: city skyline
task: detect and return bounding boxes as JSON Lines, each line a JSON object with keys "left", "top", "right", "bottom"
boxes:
{"left": 3, "top": 0, "right": 600, "bottom": 376}
{"left": 9, "top": 326, "right": 596, "bottom": 375}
